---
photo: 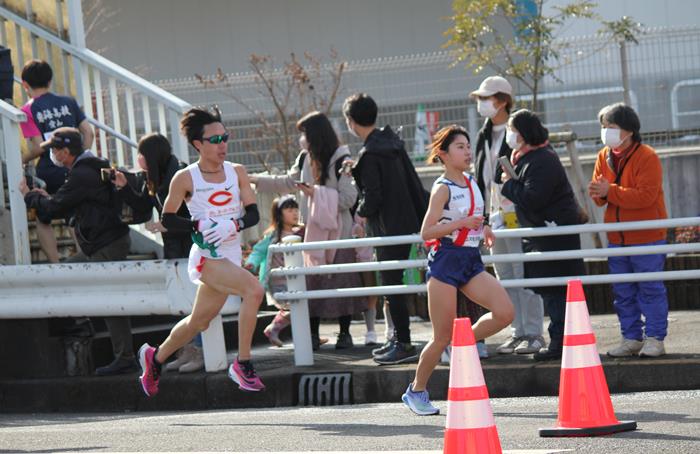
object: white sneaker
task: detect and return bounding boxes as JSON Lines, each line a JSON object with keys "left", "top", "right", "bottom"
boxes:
{"left": 607, "top": 338, "right": 643, "bottom": 357}
{"left": 364, "top": 330, "right": 378, "bottom": 346}
{"left": 165, "top": 344, "right": 196, "bottom": 372}
{"left": 514, "top": 336, "right": 546, "bottom": 354}
{"left": 179, "top": 346, "right": 204, "bottom": 373}
{"left": 496, "top": 336, "right": 522, "bottom": 354}
{"left": 639, "top": 338, "right": 665, "bottom": 357}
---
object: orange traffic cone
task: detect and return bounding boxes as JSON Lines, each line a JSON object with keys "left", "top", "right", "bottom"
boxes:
{"left": 444, "top": 318, "right": 502, "bottom": 454}
{"left": 539, "top": 279, "right": 637, "bottom": 437}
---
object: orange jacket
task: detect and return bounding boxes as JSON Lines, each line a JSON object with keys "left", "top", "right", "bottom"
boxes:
{"left": 591, "top": 143, "right": 667, "bottom": 245}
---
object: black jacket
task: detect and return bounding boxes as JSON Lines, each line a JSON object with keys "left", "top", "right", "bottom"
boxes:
{"left": 117, "top": 156, "right": 191, "bottom": 244}
{"left": 352, "top": 126, "right": 429, "bottom": 237}
{"left": 501, "top": 145, "right": 585, "bottom": 280}
{"left": 25, "top": 154, "right": 129, "bottom": 256}
{"left": 473, "top": 119, "right": 513, "bottom": 199}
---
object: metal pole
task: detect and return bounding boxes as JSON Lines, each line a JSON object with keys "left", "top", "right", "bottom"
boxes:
{"left": 281, "top": 235, "right": 314, "bottom": 366}
{"left": 620, "top": 41, "right": 632, "bottom": 106}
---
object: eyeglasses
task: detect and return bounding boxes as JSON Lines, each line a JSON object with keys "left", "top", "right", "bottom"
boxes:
{"left": 200, "top": 133, "right": 230, "bottom": 144}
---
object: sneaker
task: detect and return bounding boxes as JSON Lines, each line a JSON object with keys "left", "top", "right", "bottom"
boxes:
{"left": 639, "top": 338, "right": 665, "bottom": 357}
{"left": 138, "top": 343, "right": 161, "bottom": 397}
{"left": 335, "top": 332, "right": 354, "bottom": 349}
{"left": 401, "top": 384, "right": 439, "bottom": 416}
{"left": 95, "top": 357, "right": 139, "bottom": 376}
{"left": 607, "top": 338, "right": 644, "bottom": 357}
{"left": 178, "top": 346, "right": 204, "bottom": 373}
{"left": 364, "top": 330, "right": 378, "bottom": 346}
{"left": 374, "top": 342, "right": 419, "bottom": 365}
{"left": 312, "top": 335, "right": 330, "bottom": 351}
{"left": 514, "top": 336, "right": 546, "bottom": 355}
{"left": 263, "top": 311, "right": 290, "bottom": 347}
{"left": 496, "top": 335, "right": 522, "bottom": 354}
{"left": 165, "top": 344, "right": 196, "bottom": 372}
{"left": 476, "top": 341, "right": 489, "bottom": 359}
{"left": 533, "top": 346, "right": 562, "bottom": 362}
{"left": 372, "top": 338, "right": 395, "bottom": 357}
{"left": 228, "top": 358, "right": 265, "bottom": 392}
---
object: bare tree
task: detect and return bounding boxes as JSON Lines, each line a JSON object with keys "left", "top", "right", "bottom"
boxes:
{"left": 196, "top": 50, "right": 346, "bottom": 171}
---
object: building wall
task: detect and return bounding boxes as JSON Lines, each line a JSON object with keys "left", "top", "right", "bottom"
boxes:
{"left": 88, "top": 0, "right": 454, "bottom": 80}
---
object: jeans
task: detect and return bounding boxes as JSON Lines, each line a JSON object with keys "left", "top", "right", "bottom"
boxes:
{"left": 608, "top": 240, "right": 668, "bottom": 340}
{"left": 491, "top": 236, "right": 544, "bottom": 337}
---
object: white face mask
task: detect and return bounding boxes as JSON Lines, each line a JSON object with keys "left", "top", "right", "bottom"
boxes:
{"left": 506, "top": 129, "right": 520, "bottom": 149}
{"left": 477, "top": 99, "right": 499, "bottom": 118}
{"left": 601, "top": 128, "right": 625, "bottom": 148}
{"left": 50, "top": 150, "right": 64, "bottom": 167}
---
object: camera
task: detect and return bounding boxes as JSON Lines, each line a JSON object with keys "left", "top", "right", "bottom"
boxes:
{"left": 100, "top": 167, "right": 116, "bottom": 183}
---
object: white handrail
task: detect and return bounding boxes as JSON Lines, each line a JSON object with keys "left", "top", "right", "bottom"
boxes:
{"left": 670, "top": 78, "right": 700, "bottom": 129}
{"left": 0, "top": 5, "right": 190, "bottom": 113}
{"left": 268, "top": 217, "right": 700, "bottom": 253}
{"left": 0, "top": 99, "right": 31, "bottom": 264}
{"left": 269, "top": 242, "right": 700, "bottom": 278}
{"left": 273, "top": 270, "right": 700, "bottom": 301}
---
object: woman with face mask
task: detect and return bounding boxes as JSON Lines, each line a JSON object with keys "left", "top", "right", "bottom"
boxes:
{"left": 589, "top": 103, "right": 668, "bottom": 358}
{"left": 470, "top": 76, "right": 545, "bottom": 358}
{"left": 500, "top": 109, "right": 586, "bottom": 362}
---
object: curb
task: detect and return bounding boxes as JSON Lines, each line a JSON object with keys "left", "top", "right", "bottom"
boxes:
{"left": 1, "top": 355, "right": 698, "bottom": 412}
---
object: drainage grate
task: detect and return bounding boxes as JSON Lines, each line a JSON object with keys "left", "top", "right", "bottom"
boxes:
{"left": 297, "top": 373, "right": 352, "bottom": 406}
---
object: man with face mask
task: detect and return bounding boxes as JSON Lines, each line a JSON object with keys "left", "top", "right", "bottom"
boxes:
{"left": 470, "top": 76, "right": 546, "bottom": 358}
{"left": 20, "top": 127, "right": 136, "bottom": 376}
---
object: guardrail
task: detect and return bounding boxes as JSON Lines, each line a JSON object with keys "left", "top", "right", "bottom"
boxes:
{"left": 0, "top": 259, "right": 240, "bottom": 372}
{"left": 269, "top": 217, "right": 700, "bottom": 366}
{"left": 0, "top": 99, "right": 30, "bottom": 265}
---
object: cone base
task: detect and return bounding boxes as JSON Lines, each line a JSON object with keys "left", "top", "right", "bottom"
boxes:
{"left": 539, "top": 420, "right": 637, "bottom": 437}
{"left": 444, "top": 426, "right": 502, "bottom": 453}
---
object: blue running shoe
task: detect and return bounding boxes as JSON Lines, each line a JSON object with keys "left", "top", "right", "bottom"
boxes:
{"left": 401, "top": 383, "right": 439, "bottom": 415}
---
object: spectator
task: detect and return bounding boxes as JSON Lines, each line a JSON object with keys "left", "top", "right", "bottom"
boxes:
{"left": 20, "top": 127, "right": 135, "bottom": 375}
{"left": 19, "top": 59, "right": 94, "bottom": 263}
{"left": 138, "top": 106, "right": 266, "bottom": 396}
{"left": 343, "top": 93, "right": 429, "bottom": 365}
{"left": 295, "top": 111, "right": 367, "bottom": 350}
{"left": 470, "top": 76, "right": 545, "bottom": 356}
{"left": 114, "top": 133, "right": 203, "bottom": 373}
{"left": 589, "top": 103, "right": 669, "bottom": 358}
{"left": 244, "top": 195, "right": 319, "bottom": 347}
{"left": 500, "top": 110, "right": 586, "bottom": 362}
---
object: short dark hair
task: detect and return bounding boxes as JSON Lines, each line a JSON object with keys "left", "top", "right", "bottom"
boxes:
{"left": 21, "top": 59, "right": 53, "bottom": 89}
{"left": 180, "top": 106, "right": 222, "bottom": 149}
{"left": 342, "top": 93, "right": 377, "bottom": 126}
{"left": 493, "top": 92, "right": 514, "bottom": 114}
{"left": 509, "top": 109, "right": 549, "bottom": 146}
{"left": 598, "top": 103, "right": 642, "bottom": 142}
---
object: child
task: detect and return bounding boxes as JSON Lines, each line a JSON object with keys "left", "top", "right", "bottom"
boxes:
{"left": 402, "top": 125, "right": 514, "bottom": 415}
{"left": 245, "top": 195, "right": 315, "bottom": 347}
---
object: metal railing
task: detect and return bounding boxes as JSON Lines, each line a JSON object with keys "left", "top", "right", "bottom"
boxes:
{"left": 0, "top": 0, "right": 192, "bottom": 167}
{"left": 0, "top": 259, "right": 240, "bottom": 372}
{"left": 0, "top": 99, "right": 30, "bottom": 264}
{"left": 670, "top": 79, "right": 700, "bottom": 129}
{"left": 268, "top": 217, "right": 700, "bottom": 366}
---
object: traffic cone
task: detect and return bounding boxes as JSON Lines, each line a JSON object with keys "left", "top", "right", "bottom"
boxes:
{"left": 539, "top": 279, "right": 637, "bottom": 437}
{"left": 444, "top": 318, "right": 502, "bottom": 454}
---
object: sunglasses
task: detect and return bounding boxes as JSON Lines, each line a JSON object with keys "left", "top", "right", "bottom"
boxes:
{"left": 200, "top": 133, "right": 230, "bottom": 144}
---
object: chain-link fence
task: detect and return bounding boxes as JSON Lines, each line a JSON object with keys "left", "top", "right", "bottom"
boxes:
{"left": 154, "top": 25, "right": 700, "bottom": 172}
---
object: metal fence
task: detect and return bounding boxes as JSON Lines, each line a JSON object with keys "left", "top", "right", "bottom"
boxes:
{"left": 155, "top": 26, "right": 700, "bottom": 172}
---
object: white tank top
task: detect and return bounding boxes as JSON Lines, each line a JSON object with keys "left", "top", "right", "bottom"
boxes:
{"left": 432, "top": 173, "right": 485, "bottom": 248}
{"left": 185, "top": 162, "right": 242, "bottom": 247}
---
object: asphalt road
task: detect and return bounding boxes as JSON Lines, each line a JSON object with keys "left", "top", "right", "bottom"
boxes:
{"left": 0, "top": 390, "right": 698, "bottom": 453}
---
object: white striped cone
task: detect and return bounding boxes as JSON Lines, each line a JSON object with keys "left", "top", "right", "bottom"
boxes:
{"left": 443, "top": 317, "right": 502, "bottom": 454}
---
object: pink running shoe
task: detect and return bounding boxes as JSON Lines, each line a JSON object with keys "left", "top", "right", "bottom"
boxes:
{"left": 228, "top": 358, "right": 265, "bottom": 392}
{"left": 138, "top": 343, "right": 161, "bottom": 397}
